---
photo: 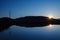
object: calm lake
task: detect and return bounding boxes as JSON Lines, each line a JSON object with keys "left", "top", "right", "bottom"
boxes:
{"left": 0, "top": 25, "right": 60, "bottom": 40}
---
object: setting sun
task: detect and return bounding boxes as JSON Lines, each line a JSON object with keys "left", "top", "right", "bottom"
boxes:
{"left": 48, "top": 16, "right": 53, "bottom": 19}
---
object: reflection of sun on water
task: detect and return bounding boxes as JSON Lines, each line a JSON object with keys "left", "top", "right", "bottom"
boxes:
{"left": 48, "top": 15, "right": 53, "bottom": 28}
{"left": 49, "top": 24, "right": 52, "bottom": 27}
{"left": 46, "top": 24, "right": 55, "bottom": 30}
{"left": 47, "top": 24, "right": 54, "bottom": 29}
{"left": 46, "top": 15, "right": 54, "bottom": 29}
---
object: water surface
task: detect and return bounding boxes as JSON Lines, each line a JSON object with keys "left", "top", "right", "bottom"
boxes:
{"left": 0, "top": 25, "right": 60, "bottom": 40}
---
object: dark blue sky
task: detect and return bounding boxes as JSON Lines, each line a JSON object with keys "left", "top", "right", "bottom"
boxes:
{"left": 0, "top": 0, "right": 60, "bottom": 40}
{"left": 0, "top": 0, "right": 60, "bottom": 18}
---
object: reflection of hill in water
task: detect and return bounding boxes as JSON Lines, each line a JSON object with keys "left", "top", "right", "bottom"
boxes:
{"left": 0, "top": 16, "right": 60, "bottom": 31}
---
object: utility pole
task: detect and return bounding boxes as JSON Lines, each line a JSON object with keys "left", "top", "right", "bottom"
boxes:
{"left": 9, "top": 11, "right": 11, "bottom": 18}
{"left": 9, "top": 10, "right": 12, "bottom": 40}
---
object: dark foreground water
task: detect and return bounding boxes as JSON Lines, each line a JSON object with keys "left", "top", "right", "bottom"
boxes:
{"left": 0, "top": 25, "right": 60, "bottom": 40}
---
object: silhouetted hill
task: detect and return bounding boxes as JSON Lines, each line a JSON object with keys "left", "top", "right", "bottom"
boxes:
{"left": 0, "top": 16, "right": 60, "bottom": 31}
{"left": 0, "top": 17, "right": 13, "bottom": 31}
{"left": 14, "top": 16, "right": 51, "bottom": 27}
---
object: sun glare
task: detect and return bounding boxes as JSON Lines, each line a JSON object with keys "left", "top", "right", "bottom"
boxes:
{"left": 48, "top": 16, "right": 53, "bottom": 19}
